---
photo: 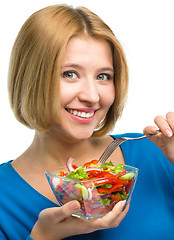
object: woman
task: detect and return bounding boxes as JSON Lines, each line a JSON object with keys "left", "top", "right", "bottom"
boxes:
{"left": 0, "top": 4, "right": 174, "bottom": 240}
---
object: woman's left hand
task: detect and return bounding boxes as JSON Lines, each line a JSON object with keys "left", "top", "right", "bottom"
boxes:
{"left": 143, "top": 112, "right": 174, "bottom": 165}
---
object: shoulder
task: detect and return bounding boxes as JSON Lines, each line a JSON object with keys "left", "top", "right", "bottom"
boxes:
{"left": 0, "top": 161, "right": 19, "bottom": 188}
{"left": 0, "top": 161, "right": 12, "bottom": 176}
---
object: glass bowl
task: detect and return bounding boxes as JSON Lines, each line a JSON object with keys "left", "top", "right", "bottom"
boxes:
{"left": 45, "top": 164, "right": 138, "bottom": 220}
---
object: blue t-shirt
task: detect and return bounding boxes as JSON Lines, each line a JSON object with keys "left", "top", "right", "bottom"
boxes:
{"left": 0, "top": 133, "right": 174, "bottom": 240}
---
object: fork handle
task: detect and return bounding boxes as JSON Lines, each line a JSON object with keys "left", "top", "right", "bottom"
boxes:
{"left": 132, "top": 130, "right": 161, "bottom": 140}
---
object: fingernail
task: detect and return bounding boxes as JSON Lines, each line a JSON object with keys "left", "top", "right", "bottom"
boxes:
{"left": 69, "top": 201, "right": 80, "bottom": 212}
{"left": 119, "top": 200, "right": 126, "bottom": 210}
{"left": 150, "top": 127, "right": 158, "bottom": 133}
{"left": 165, "top": 129, "right": 173, "bottom": 137}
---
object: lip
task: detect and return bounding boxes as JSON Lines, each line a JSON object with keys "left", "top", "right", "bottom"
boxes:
{"left": 67, "top": 108, "right": 98, "bottom": 113}
{"left": 65, "top": 108, "right": 97, "bottom": 123}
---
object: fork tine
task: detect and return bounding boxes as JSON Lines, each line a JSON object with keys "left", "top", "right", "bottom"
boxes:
{"left": 99, "top": 139, "right": 123, "bottom": 163}
{"left": 99, "top": 142, "right": 118, "bottom": 163}
{"left": 99, "top": 142, "right": 116, "bottom": 163}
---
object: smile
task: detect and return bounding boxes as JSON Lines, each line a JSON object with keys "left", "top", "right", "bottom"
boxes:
{"left": 66, "top": 108, "right": 95, "bottom": 118}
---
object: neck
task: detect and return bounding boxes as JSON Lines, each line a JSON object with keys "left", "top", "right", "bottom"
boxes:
{"left": 24, "top": 131, "right": 98, "bottom": 173}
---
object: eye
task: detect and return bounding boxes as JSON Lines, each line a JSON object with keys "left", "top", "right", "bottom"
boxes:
{"left": 97, "top": 73, "right": 111, "bottom": 81}
{"left": 62, "top": 71, "right": 78, "bottom": 79}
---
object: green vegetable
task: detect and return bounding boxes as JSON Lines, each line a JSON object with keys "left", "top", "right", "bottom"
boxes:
{"left": 113, "top": 192, "right": 127, "bottom": 200}
{"left": 101, "top": 161, "right": 114, "bottom": 167}
{"left": 119, "top": 172, "right": 135, "bottom": 180}
{"left": 89, "top": 163, "right": 100, "bottom": 168}
{"left": 113, "top": 164, "right": 124, "bottom": 174}
{"left": 105, "top": 183, "right": 112, "bottom": 189}
{"left": 66, "top": 167, "right": 89, "bottom": 180}
{"left": 100, "top": 197, "right": 111, "bottom": 206}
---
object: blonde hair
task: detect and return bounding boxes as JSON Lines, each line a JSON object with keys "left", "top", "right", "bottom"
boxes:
{"left": 8, "top": 4, "right": 128, "bottom": 137}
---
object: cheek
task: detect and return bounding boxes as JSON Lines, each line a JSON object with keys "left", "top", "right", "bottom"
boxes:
{"left": 101, "top": 85, "right": 115, "bottom": 108}
{"left": 59, "top": 83, "right": 75, "bottom": 106}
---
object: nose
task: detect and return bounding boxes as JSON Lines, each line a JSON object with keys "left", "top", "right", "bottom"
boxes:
{"left": 78, "top": 78, "right": 100, "bottom": 104}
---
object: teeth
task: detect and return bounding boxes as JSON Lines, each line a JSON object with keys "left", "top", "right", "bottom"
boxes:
{"left": 67, "top": 109, "right": 94, "bottom": 118}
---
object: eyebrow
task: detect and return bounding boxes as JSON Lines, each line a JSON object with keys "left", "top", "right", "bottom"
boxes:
{"left": 100, "top": 67, "right": 114, "bottom": 72}
{"left": 61, "top": 64, "right": 114, "bottom": 72}
{"left": 61, "top": 64, "right": 83, "bottom": 70}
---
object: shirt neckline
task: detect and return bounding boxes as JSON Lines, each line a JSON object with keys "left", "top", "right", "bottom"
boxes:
{"left": 8, "top": 160, "right": 59, "bottom": 207}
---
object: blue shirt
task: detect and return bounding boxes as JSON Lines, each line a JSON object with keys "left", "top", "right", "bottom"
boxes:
{"left": 0, "top": 133, "right": 174, "bottom": 240}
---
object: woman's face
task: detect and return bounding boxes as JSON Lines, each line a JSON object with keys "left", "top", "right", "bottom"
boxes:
{"left": 51, "top": 36, "right": 115, "bottom": 141}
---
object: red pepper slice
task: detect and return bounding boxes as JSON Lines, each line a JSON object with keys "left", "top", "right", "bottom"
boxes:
{"left": 72, "top": 164, "right": 78, "bottom": 169}
{"left": 97, "top": 187, "right": 112, "bottom": 195}
{"left": 97, "top": 183, "right": 124, "bottom": 194}
{"left": 113, "top": 178, "right": 129, "bottom": 186}
{"left": 93, "top": 178, "right": 115, "bottom": 186}
{"left": 93, "top": 175, "right": 128, "bottom": 187}
{"left": 59, "top": 171, "right": 67, "bottom": 176}
{"left": 98, "top": 171, "right": 115, "bottom": 177}
{"left": 87, "top": 170, "right": 102, "bottom": 179}
{"left": 109, "top": 184, "right": 124, "bottom": 192}
{"left": 111, "top": 194, "right": 122, "bottom": 201}
{"left": 83, "top": 159, "right": 98, "bottom": 168}
{"left": 125, "top": 178, "right": 134, "bottom": 194}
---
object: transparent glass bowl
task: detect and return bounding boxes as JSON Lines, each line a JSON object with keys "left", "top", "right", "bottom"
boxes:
{"left": 45, "top": 165, "right": 138, "bottom": 220}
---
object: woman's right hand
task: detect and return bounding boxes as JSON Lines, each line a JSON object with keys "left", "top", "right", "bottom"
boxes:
{"left": 30, "top": 200, "right": 129, "bottom": 240}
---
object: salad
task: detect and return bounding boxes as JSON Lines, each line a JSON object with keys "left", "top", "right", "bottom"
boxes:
{"left": 48, "top": 158, "right": 136, "bottom": 219}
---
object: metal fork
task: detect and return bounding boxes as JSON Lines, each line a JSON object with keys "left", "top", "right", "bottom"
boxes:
{"left": 99, "top": 130, "right": 160, "bottom": 163}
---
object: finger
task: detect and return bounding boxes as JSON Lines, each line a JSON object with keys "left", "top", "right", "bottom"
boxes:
{"left": 154, "top": 115, "right": 173, "bottom": 137}
{"left": 57, "top": 201, "right": 81, "bottom": 222}
{"left": 143, "top": 126, "right": 159, "bottom": 135}
{"left": 166, "top": 112, "right": 174, "bottom": 132}
{"left": 107, "top": 201, "right": 129, "bottom": 228}
{"left": 92, "top": 200, "right": 128, "bottom": 229}
{"left": 40, "top": 200, "right": 81, "bottom": 223}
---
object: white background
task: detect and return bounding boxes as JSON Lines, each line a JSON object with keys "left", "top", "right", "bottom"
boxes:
{"left": 0, "top": 0, "right": 174, "bottom": 164}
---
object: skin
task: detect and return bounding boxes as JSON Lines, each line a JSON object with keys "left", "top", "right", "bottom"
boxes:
{"left": 12, "top": 36, "right": 174, "bottom": 240}
{"left": 30, "top": 200, "right": 128, "bottom": 239}
{"left": 50, "top": 36, "right": 116, "bottom": 142}
{"left": 144, "top": 112, "right": 174, "bottom": 165}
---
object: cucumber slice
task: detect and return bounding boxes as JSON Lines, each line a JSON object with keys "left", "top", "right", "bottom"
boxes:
{"left": 119, "top": 172, "right": 135, "bottom": 180}
{"left": 74, "top": 184, "right": 89, "bottom": 200}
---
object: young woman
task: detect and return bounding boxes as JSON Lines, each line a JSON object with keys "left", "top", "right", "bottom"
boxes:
{"left": 0, "top": 4, "right": 174, "bottom": 240}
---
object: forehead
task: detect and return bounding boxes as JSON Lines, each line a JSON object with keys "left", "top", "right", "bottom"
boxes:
{"left": 61, "top": 36, "right": 113, "bottom": 68}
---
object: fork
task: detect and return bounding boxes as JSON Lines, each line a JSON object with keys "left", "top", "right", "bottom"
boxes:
{"left": 98, "top": 130, "right": 161, "bottom": 163}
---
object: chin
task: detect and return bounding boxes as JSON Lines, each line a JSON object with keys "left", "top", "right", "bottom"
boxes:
{"left": 69, "top": 130, "right": 94, "bottom": 141}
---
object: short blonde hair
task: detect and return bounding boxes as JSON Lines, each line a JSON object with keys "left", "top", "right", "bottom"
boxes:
{"left": 8, "top": 4, "right": 128, "bottom": 137}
